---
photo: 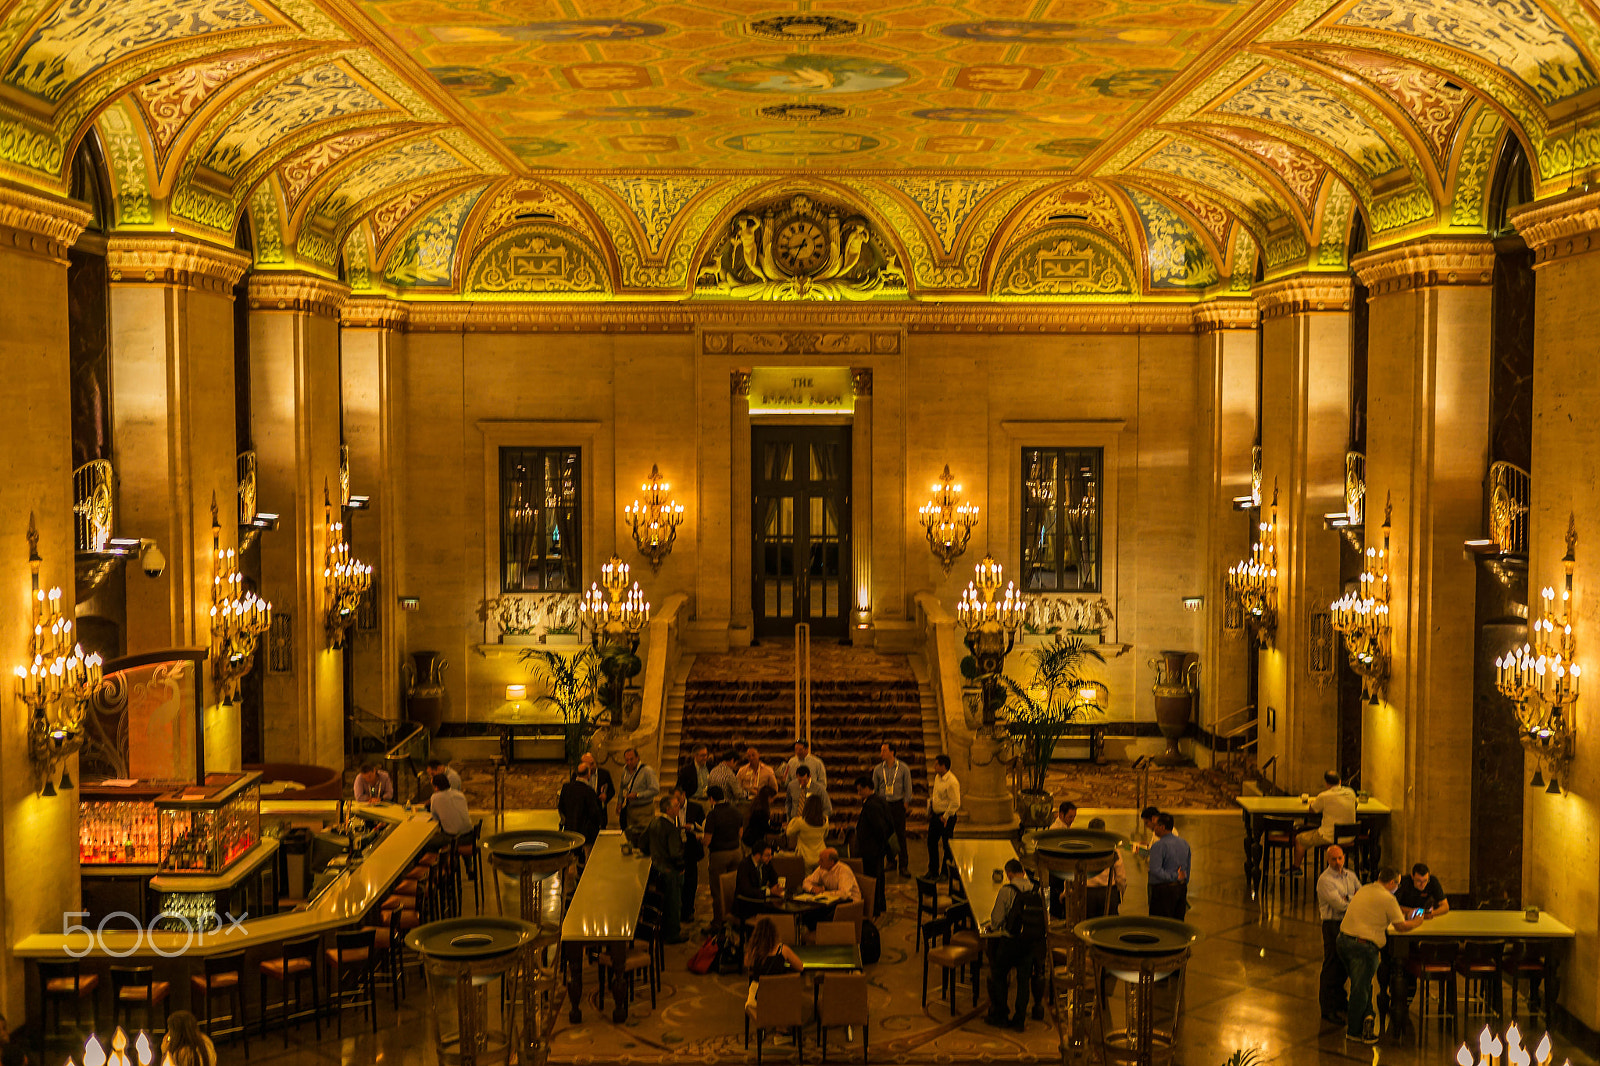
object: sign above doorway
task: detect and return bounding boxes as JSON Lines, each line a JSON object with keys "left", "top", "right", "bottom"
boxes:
{"left": 747, "top": 367, "right": 856, "bottom": 415}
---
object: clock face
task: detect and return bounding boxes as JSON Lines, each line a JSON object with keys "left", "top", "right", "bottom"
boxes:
{"left": 775, "top": 219, "right": 827, "bottom": 273}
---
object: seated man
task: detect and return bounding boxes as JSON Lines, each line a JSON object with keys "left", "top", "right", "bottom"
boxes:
{"left": 426, "top": 758, "right": 463, "bottom": 791}
{"left": 735, "top": 842, "right": 782, "bottom": 921}
{"left": 1294, "top": 770, "right": 1358, "bottom": 867}
{"left": 1395, "top": 862, "right": 1449, "bottom": 917}
{"left": 800, "top": 847, "right": 862, "bottom": 903}
{"left": 427, "top": 772, "right": 474, "bottom": 840}
{"left": 352, "top": 762, "right": 393, "bottom": 803}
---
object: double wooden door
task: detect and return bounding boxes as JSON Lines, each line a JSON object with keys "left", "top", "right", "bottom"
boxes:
{"left": 752, "top": 425, "right": 851, "bottom": 639}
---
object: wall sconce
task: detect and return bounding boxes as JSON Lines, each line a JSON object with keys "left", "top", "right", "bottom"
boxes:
{"left": 209, "top": 495, "right": 272, "bottom": 703}
{"left": 1496, "top": 515, "right": 1580, "bottom": 793}
{"left": 956, "top": 556, "right": 1024, "bottom": 726}
{"left": 919, "top": 465, "right": 979, "bottom": 572}
{"left": 1331, "top": 492, "right": 1391, "bottom": 703}
{"left": 13, "top": 514, "right": 99, "bottom": 795}
{"left": 624, "top": 465, "right": 684, "bottom": 571}
{"left": 1225, "top": 481, "right": 1279, "bottom": 648}
{"left": 579, "top": 556, "right": 650, "bottom": 720}
{"left": 323, "top": 482, "right": 372, "bottom": 648}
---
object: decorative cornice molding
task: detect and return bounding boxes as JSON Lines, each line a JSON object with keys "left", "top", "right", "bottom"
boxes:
{"left": 1191, "top": 299, "right": 1259, "bottom": 333}
{"left": 1252, "top": 274, "right": 1354, "bottom": 319}
{"left": 341, "top": 297, "right": 411, "bottom": 330}
{"left": 247, "top": 272, "right": 350, "bottom": 318}
{"left": 1351, "top": 237, "right": 1496, "bottom": 295}
{"left": 106, "top": 236, "right": 251, "bottom": 292}
{"left": 702, "top": 328, "right": 900, "bottom": 356}
{"left": 0, "top": 182, "right": 91, "bottom": 265}
{"left": 1510, "top": 189, "right": 1600, "bottom": 266}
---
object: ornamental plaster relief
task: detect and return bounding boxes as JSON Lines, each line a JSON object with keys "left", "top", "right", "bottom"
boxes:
{"left": 105, "top": 234, "right": 251, "bottom": 290}
{"left": 1252, "top": 273, "right": 1354, "bottom": 317}
{"left": 1509, "top": 189, "right": 1600, "bottom": 264}
{"left": 247, "top": 269, "right": 349, "bottom": 316}
{"left": 1351, "top": 237, "right": 1496, "bottom": 294}
{"left": 0, "top": 180, "right": 91, "bottom": 262}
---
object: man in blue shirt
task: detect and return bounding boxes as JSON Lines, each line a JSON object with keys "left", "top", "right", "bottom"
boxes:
{"left": 1146, "top": 812, "right": 1191, "bottom": 919}
{"left": 872, "top": 742, "right": 912, "bottom": 876}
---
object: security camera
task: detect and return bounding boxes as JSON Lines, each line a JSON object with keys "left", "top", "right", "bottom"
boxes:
{"left": 139, "top": 540, "right": 166, "bottom": 579}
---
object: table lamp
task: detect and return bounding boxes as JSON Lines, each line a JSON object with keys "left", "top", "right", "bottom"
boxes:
{"left": 505, "top": 683, "right": 527, "bottom": 718}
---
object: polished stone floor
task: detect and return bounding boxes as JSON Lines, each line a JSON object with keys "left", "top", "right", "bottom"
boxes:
{"left": 202, "top": 810, "right": 1595, "bottom": 1065}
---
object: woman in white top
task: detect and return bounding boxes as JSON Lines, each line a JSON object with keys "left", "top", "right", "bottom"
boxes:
{"left": 784, "top": 792, "right": 830, "bottom": 866}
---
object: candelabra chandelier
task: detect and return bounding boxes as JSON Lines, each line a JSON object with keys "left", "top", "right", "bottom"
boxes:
{"left": 624, "top": 464, "right": 684, "bottom": 571}
{"left": 956, "top": 556, "right": 1026, "bottom": 725}
{"left": 323, "top": 483, "right": 372, "bottom": 648}
{"left": 14, "top": 514, "right": 100, "bottom": 795}
{"left": 919, "top": 465, "right": 979, "bottom": 572}
{"left": 1226, "top": 481, "right": 1279, "bottom": 647}
{"left": 209, "top": 495, "right": 271, "bottom": 703}
{"left": 1454, "top": 1021, "right": 1569, "bottom": 1066}
{"left": 80, "top": 1026, "right": 165, "bottom": 1065}
{"left": 580, "top": 556, "right": 651, "bottom": 640}
{"left": 1495, "top": 515, "right": 1580, "bottom": 792}
{"left": 1331, "top": 492, "right": 1392, "bottom": 703}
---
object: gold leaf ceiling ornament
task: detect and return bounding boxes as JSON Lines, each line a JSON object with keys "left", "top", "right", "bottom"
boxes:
{"left": 202, "top": 61, "right": 386, "bottom": 177}
{"left": 882, "top": 177, "right": 1011, "bottom": 254}
{"left": 468, "top": 179, "right": 593, "bottom": 249}
{"left": 1192, "top": 124, "right": 1327, "bottom": 214}
{"left": 132, "top": 44, "right": 304, "bottom": 166}
{"left": 382, "top": 182, "right": 483, "bottom": 288}
{"left": 95, "top": 101, "right": 155, "bottom": 226}
{"left": 592, "top": 175, "right": 720, "bottom": 255}
{"left": 694, "top": 191, "right": 906, "bottom": 302}
{"left": 1214, "top": 66, "right": 1404, "bottom": 180}
{"left": 993, "top": 225, "right": 1137, "bottom": 300}
{"left": 1129, "top": 187, "right": 1221, "bottom": 290}
{"left": 279, "top": 125, "right": 403, "bottom": 207}
{"left": 1295, "top": 48, "right": 1472, "bottom": 166}
{"left": 1229, "top": 225, "right": 1259, "bottom": 294}
{"left": 465, "top": 223, "right": 609, "bottom": 300}
{"left": 1450, "top": 105, "right": 1508, "bottom": 228}
{"left": 1009, "top": 181, "right": 1132, "bottom": 246}
{"left": 1316, "top": 179, "right": 1356, "bottom": 267}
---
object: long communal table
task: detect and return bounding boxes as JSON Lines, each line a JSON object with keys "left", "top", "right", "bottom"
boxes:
{"left": 560, "top": 831, "right": 653, "bottom": 1024}
{"left": 1386, "top": 909, "right": 1575, "bottom": 1020}
{"left": 948, "top": 837, "right": 1020, "bottom": 935}
{"left": 1235, "top": 795, "right": 1392, "bottom": 881}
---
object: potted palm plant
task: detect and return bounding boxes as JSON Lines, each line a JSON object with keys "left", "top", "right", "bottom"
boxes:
{"left": 1000, "top": 635, "right": 1106, "bottom": 829}
{"left": 521, "top": 646, "right": 602, "bottom": 770}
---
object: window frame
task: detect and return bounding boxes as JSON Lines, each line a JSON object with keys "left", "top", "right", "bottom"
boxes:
{"left": 1019, "top": 445, "right": 1105, "bottom": 593}
{"left": 498, "top": 445, "right": 584, "bottom": 593}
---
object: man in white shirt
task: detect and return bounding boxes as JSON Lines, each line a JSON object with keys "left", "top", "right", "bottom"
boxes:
{"left": 800, "top": 848, "right": 861, "bottom": 903}
{"left": 427, "top": 772, "right": 474, "bottom": 838}
{"left": 781, "top": 738, "right": 827, "bottom": 791}
{"left": 426, "top": 759, "right": 462, "bottom": 792}
{"left": 1296, "top": 770, "right": 1359, "bottom": 865}
{"left": 1048, "top": 800, "right": 1077, "bottom": 831}
{"left": 1316, "top": 844, "right": 1362, "bottom": 1024}
{"left": 1336, "top": 866, "right": 1426, "bottom": 1044}
{"left": 926, "top": 754, "right": 960, "bottom": 878}
{"left": 1084, "top": 817, "right": 1127, "bottom": 915}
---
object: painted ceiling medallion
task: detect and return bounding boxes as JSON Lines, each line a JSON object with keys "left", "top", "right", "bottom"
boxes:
{"left": 758, "top": 103, "right": 847, "bottom": 122}
{"left": 696, "top": 193, "right": 905, "bottom": 301}
{"left": 725, "top": 130, "right": 880, "bottom": 156}
{"left": 745, "top": 15, "right": 862, "bottom": 41}
{"left": 697, "top": 55, "right": 909, "bottom": 95}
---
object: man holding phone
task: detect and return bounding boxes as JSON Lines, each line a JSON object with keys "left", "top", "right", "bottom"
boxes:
{"left": 1395, "top": 862, "right": 1449, "bottom": 917}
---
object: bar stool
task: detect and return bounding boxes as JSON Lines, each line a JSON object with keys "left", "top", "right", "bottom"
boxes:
{"left": 403, "top": 862, "right": 436, "bottom": 922}
{"left": 37, "top": 959, "right": 99, "bottom": 1055}
{"left": 258, "top": 933, "right": 321, "bottom": 1046}
{"left": 364, "top": 906, "right": 407, "bottom": 1009}
{"left": 1502, "top": 940, "right": 1554, "bottom": 1019}
{"left": 189, "top": 950, "right": 250, "bottom": 1056}
{"left": 1405, "top": 941, "right": 1459, "bottom": 1025}
{"left": 1259, "top": 816, "right": 1301, "bottom": 887}
{"left": 914, "top": 876, "right": 943, "bottom": 950}
{"left": 325, "top": 928, "right": 378, "bottom": 1035}
{"left": 457, "top": 821, "right": 484, "bottom": 914}
{"left": 110, "top": 965, "right": 170, "bottom": 1035}
{"left": 1454, "top": 939, "right": 1506, "bottom": 1020}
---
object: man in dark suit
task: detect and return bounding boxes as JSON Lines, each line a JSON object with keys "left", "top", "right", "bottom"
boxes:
{"left": 558, "top": 766, "right": 603, "bottom": 847}
{"left": 853, "top": 774, "right": 896, "bottom": 915}
{"left": 735, "top": 842, "right": 781, "bottom": 922}
{"left": 673, "top": 779, "right": 707, "bottom": 928}
{"left": 577, "top": 752, "right": 615, "bottom": 828}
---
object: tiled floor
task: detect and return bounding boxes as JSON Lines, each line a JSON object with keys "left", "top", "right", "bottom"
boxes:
{"left": 147, "top": 811, "right": 1598, "bottom": 1065}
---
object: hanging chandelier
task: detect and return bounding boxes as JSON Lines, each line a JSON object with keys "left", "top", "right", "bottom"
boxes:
{"left": 209, "top": 495, "right": 271, "bottom": 702}
{"left": 1225, "top": 481, "right": 1279, "bottom": 647}
{"left": 624, "top": 464, "right": 684, "bottom": 570}
{"left": 1496, "top": 515, "right": 1580, "bottom": 792}
{"left": 918, "top": 465, "right": 979, "bottom": 572}
{"left": 956, "top": 555, "right": 1025, "bottom": 725}
{"left": 1331, "top": 492, "right": 1391, "bottom": 703}
{"left": 14, "top": 513, "right": 100, "bottom": 795}
{"left": 323, "top": 483, "right": 372, "bottom": 647}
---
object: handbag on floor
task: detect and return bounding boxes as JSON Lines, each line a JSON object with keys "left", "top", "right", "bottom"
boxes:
{"left": 688, "top": 932, "right": 720, "bottom": 975}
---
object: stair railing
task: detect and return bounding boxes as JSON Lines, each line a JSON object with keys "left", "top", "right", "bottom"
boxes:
{"left": 795, "top": 622, "right": 812, "bottom": 748}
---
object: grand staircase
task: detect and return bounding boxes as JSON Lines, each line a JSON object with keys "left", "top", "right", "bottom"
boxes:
{"left": 678, "top": 643, "right": 928, "bottom": 834}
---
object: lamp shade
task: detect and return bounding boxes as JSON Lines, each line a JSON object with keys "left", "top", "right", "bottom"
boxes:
{"left": 505, "top": 684, "right": 527, "bottom": 702}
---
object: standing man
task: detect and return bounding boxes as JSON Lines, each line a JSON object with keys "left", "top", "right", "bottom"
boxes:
{"left": 927, "top": 754, "right": 960, "bottom": 879}
{"left": 1295, "top": 770, "right": 1359, "bottom": 867}
{"left": 619, "top": 747, "right": 659, "bottom": 832}
{"left": 1337, "top": 867, "right": 1427, "bottom": 1044}
{"left": 785, "top": 764, "right": 832, "bottom": 819}
{"left": 1317, "top": 844, "right": 1362, "bottom": 1025}
{"left": 873, "top": 742, "right": 912, "bottom": 876}
{"left": 557, "top": 765, "right": 603, "bottom": 847}
{"left": 853, "top": 775, "right": 895, "bottom": 915}
{"left": 1146, "top": 813, "right": 1191, "bottom": 919}
{"left": 673, "top": 780, "right": 707, "bottom": 929}
{"left": 1084, "top": 817, "right": 1127, "bottom": 916}
{"left": 684, "top": 744, "right": 712, "bottom": 801}
{"left": 781, "top": 738, "right": 827, "bottom": 792}
{"left": 576, "top": 752, "right": 615, "bottom": 829}
{"left": 983, "top": 858, "right": 1048, "bottom": 1031}
{"left": 708, "top": 749, "right": 746, "bottom": 808}
{"left": 738, "top": 746, "right": 779, "bottom": 800}
{"left": 703, "top": 785, "right": 744, "bottom": 922}
{"left": 646, "top": 793, "right": 690, "bottom": 944}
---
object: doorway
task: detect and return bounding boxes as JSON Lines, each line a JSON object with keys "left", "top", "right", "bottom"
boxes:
{"left": 752, "top": 424, "right": 851, "bottom": 639}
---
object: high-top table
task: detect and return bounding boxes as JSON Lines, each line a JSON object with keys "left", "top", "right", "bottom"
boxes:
{"left": 948, "top": 837, "right": 1020, "bottom": 933}
{"left": 1235, "top": 795, "right": 1392, "bottom": 881}
{"left": 560, "top": 831, "right": 653, "bottom": 1023}
{"left": 1386, "top": 909, "right": 1574, "bottom": 1021}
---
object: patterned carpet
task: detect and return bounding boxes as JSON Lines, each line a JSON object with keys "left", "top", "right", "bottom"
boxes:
{"left": 689, "top": 639, "right": 916, "bottom": 682}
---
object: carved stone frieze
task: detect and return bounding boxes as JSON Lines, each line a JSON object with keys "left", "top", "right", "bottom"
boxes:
{"left": 1252, "top": 273, "right": 1354, "bottom": 318}
{"left": 247, "top": 271, "right": 350, "bottom": 317}
{"left": 1191, "top": 299, "right": 1260, "bottom": 332}
{"left": 1510, "top": 189, "right": 1600, "bottom": 266}
{"left": 702, "top": 329, "right": 900, "bottom": 355}
{"left": 106, "top": 236, "right": 251, "bottom": 292}
{"left": 341, "top": 296, "right": 410, "bottom": 329}
{"left": 0, "top": 182, "right": 92, "bottom": 264}
{"left": 1351, "top": 237, "right": 1496, "bottom": 295}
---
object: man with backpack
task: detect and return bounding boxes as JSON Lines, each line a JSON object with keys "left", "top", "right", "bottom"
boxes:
{"left": 983, "top": 858, "right": 1048, "bottom": 1030}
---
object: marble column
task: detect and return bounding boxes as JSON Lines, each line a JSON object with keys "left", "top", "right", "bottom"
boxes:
{"left": 340, "top": 298, "right": 408, "bottom": 725}
{"left": 1352, "top": 238, "right": 1495, "bottom": 894}
{"left": 1251, "top": 276, "right": 1352, "bottom": 791}
{"left": 1193, "top": 301, "right": 1259, "bottom": 751}
{"left": 248, "top": 272, "right": 349, "bottom": 768}
{"left": 107, "top": 237, "right": 251, "bottom": 771}
{"left": 1509, "top": 190, "right": 1600, "bottom": 1029}
{"left": 0, "top": 182, "right": 89, "bottom": 1022}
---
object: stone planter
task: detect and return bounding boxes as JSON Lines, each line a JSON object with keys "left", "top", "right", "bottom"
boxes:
{"left": 405, "top": 651, "right": 449, "bottom": 733}
{"left": 1018, "top": 788, "right": 1055, "bottom": 831}
{"left": 1150, "top": 650, "right": 1198, "bottom": 766}
{"left": 500, "top": 633, "right": 540, "bottom": 647}
{"left": 545, "top": 632, "right": 582, "bottom": 647}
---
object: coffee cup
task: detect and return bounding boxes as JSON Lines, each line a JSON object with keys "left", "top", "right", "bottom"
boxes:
{"left": 778, "top": 876, "right": 788, "bottom": 892}
{"left": 1525, "top": 906, "right": 1540, "bottom": 923}
{"left": 620, "top": 843, "right": 632, "bottom": 856}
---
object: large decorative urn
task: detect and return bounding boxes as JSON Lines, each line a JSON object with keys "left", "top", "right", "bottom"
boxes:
{"left": 1149, "top": 651, "right": 1199, "bottom": 767}
{"left": 405, "top": 651, "right": 449, "bottom": 733}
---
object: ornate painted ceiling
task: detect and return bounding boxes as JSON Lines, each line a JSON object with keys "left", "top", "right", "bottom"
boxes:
{"left": 0, "top": 0, "right": 1596, "bottom": 302}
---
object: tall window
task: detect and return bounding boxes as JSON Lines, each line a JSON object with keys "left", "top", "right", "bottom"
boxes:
{"left": 1021, "top": 447, "right": 1103, "bottom": 592}
{"left": 500, "top": 447, "right": 581, "bottom": 592}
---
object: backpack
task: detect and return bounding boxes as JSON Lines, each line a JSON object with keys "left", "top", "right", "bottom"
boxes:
{"left": 717, "top": 923, "right": 744, "bottom": 974}
{"left": 860, "top": 919, "right": 882, "bottom": 965}
{"left": 1005, "top": 882, "right": 1048, "bottom": 942}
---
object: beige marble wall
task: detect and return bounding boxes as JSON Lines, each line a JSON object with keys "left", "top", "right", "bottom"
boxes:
{"left": 0, "top": 184, "right": 89, "bottom": 1021}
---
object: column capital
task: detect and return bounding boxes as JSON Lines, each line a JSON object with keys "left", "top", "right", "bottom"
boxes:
{"left": 106, "top": 235, "right": 251, "bottom": 292}
{"left": 1351, "top": 236, "right": 1495, "bottom": 295}
{"left": 0, "top": 181, "right": 91, "bottom": 264}
{"left": 340, "top": 296, "right": 410, "bottom": 330}
{"left": 247, "top": 271, "right": 350, "bottom": 318}
{"left": 1251, "top": 273, "right": 1354, "bottom": 319}
{"left": 1192, "top": 298, "right": 1260, "bottom": 333}
{"left": 1510, "top": 188, "right": 1600, "bottom": 266}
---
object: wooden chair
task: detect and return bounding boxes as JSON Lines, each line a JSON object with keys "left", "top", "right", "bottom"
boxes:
{"left": 814, "top": 921, "right": 856, "bottom": 946}
{"left": 1405, "top": 941, "right": 1459, "bottom": 1024}
{"left": 816, "top": 972, "right": 869, "bottom": 1063}
{"left": 457, "top": 820, "right": 484, "bottom": 913}
{"left": 1502, "top": 940, "right": 1555, "bottom": 1019}
{"left": 767, "top": 913, "right": 800, "bottom": 947}
{"left": 745, "top": 972, "right": 808, "bottom": 1064}
{"left": 1259, "top": 816, "right": 1300, "bottom": 887}
{"left": 921, "top": 915, "right": 982, "bottom": 1010}
{"left": 37, "top": 959, "right": 98, "bottom": 1054}
{"left": 109, "top": 965, "right": 170, "bottom": 1035}
{"left": 1453, "top": 940, "right": 1505, "bottom": 1020}
{"left": 857, "top": 876, "right": 877, "bottom": 921}
{"left": 831, "top": 901, "right": 864, "bottom": 941}
{"left": 598, "top": 914, "right": 659, "bottom": 1009}
{"left": 843, "top": 857, "right": 864, "bottom": 881}
{"left": 914, "top": 876, "right": 943, "bottom": 950}
{"left": 324, "top": 928, "right": 378, "bottom": 1035}
{"left": 190, "top": 949, "right": 250, "bottom": 1055}
{"left": 365, "top": 905, "right": 407, "bottom": 1009}
{"left": 772, "top": 853, "right": 806, "bottom": 898}
{"left": 946, "top": 900, "right": 982, "bottom": 952}
{"left": 258, "top": 933, "right": 321, "bottom": 1046}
